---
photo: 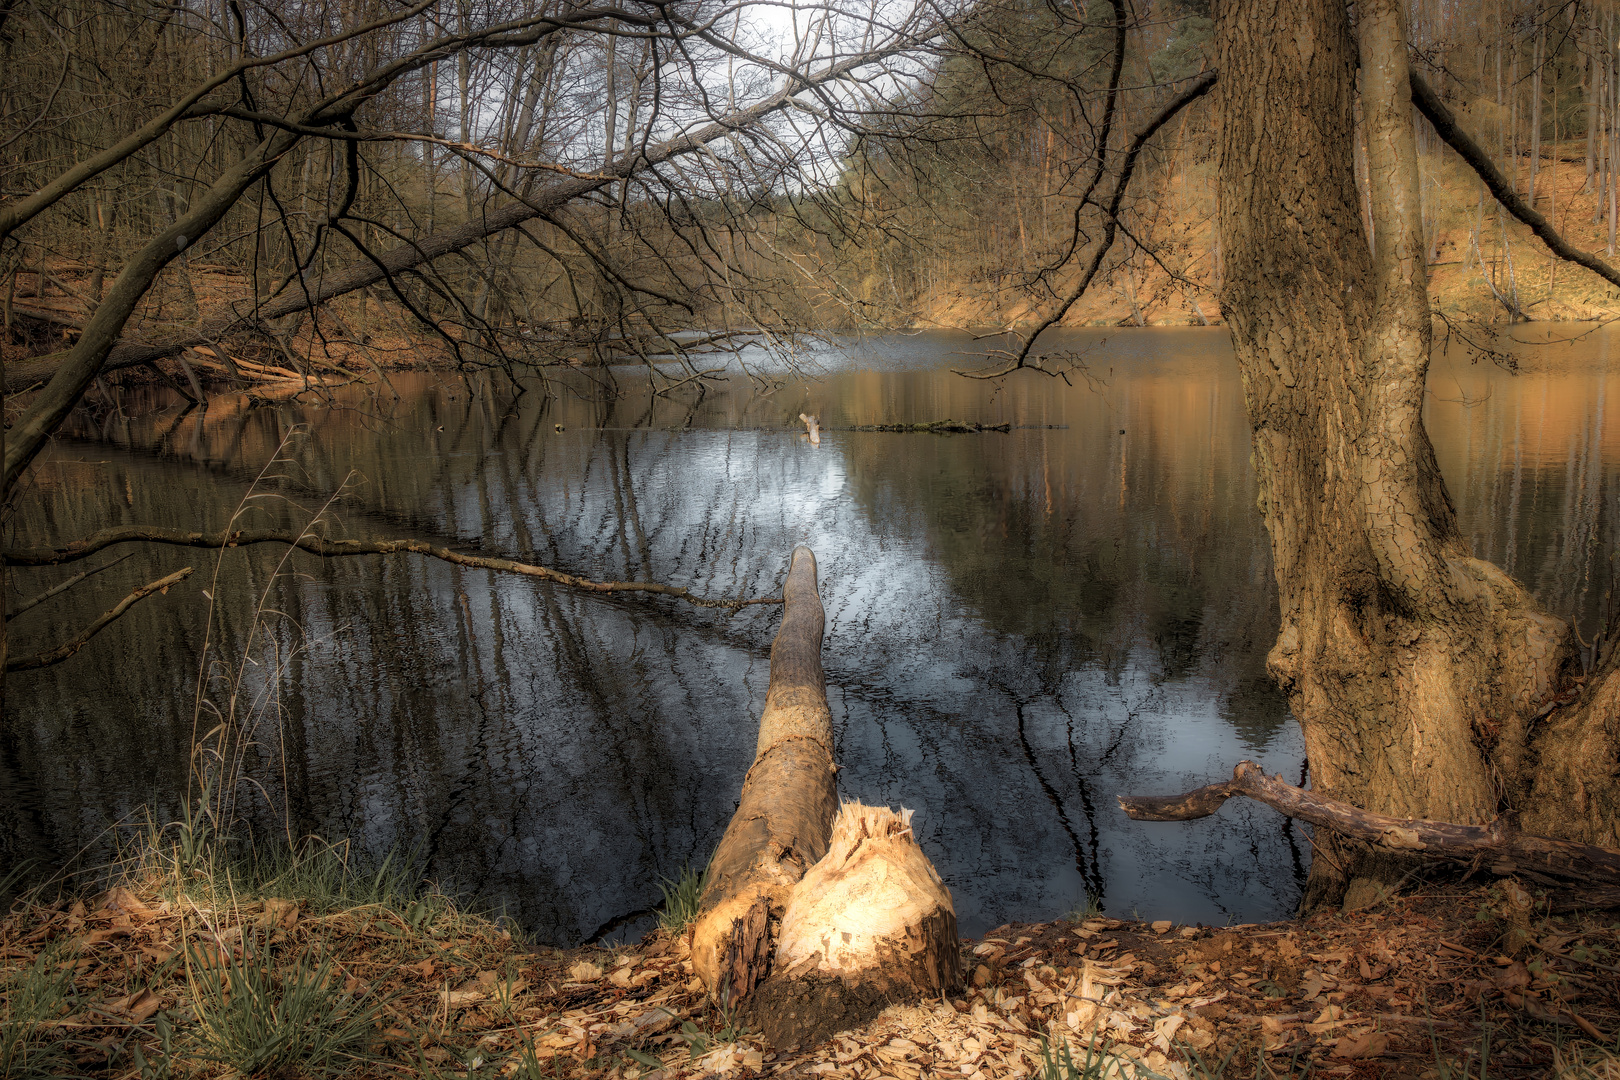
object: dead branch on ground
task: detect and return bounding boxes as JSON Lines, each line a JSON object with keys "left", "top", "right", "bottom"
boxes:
{"left": 1119, "top": 760, "right": 1620, "bottom": 885}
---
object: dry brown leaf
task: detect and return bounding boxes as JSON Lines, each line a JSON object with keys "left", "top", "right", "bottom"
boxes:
{"left": 1333, "top": 1031, "right": 1390, "bottom": 1058}
{"left": 1493, "top": 961, "right": 1531, "bottom": 993}
{"left": 189, "top": 944, "right": 231, "bottom": 969}
{"left": 98, "top": 888, "right": 153, "bottom": 920}
{"left": 568, "top": 960, "right": 604, "bottom": 982}
{"left": 1299, "top": 970, "right": 1332, "bottom": 1001}
{"left": 258, "top": 898, "right": 298, "bottom": 929}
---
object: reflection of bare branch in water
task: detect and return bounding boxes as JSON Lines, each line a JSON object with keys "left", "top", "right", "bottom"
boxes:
{"left": 1429, "top": 377, "right": 1493, "bottom": 409}
{"left": 956, "top": 344, "right": 1109, "bottom": 389}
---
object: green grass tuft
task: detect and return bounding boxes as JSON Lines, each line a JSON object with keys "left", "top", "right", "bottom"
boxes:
{"left": 1064, "top": 893, "right": 1103, "bottom": 923}
{"left": 188, "top": 948, "right": 389, "bottom": 1078}
{"left": 0, "top": 943, "right": 82, "bottom": 1080}
{"left": 657, "top": 864, "right": 708, "bottom": 933}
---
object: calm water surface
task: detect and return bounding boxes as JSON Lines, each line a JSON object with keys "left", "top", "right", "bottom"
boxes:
{"left": 5, "top": 326, "right": 1617, "bottom": 942}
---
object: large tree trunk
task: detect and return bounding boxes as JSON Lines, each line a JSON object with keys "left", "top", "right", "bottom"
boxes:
{"left": 689, "top": 547, "right": 960, "bottom": 1048}
{"left": 1214, "top": 0, "right": 1593, "bottom": 911}
{"left": 690, "top": 546, "right": 841, "bottom": 999}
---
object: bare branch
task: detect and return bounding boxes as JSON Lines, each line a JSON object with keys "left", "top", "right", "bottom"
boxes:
{"left": 5, "top": 528, "right": 783, "bottom": 612}
{"left": 1119, "top": 760, "right": 1620, "bottom": 885}
{"left": 1410, "top": 70, "right": 1620, "bottom": 294}
{"left": 7, "top": 567, "right": 194, "bottom": 672}
{"left": 3, "top": 28, "right": 937, "bottom": 398}
{"left": 6, "top": 551, "right": 135, "bottom": 619}
{"left": 0, "top": 0, "right": 440, "bottom": 245}
{"left": 955, "top": 69, "right": 1217, "bottom": 379}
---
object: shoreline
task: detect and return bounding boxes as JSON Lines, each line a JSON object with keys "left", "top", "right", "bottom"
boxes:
{"left": 6, "top": 855, "right": 1617, "bottom": 1079}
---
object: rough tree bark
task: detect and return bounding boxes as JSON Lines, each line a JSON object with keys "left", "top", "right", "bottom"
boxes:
{"left": 689, "top": 547, "right": 959, "bottom": 1047}
{"left": 1213, "top": 0, "right": 1602, "bottom": 911}
{"left": 690, "top": 545, "right": 840, "bottom": 999}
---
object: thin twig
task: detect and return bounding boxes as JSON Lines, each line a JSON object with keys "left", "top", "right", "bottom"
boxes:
{"left": 5, "top": 551, "right": 134, "bottom": 619}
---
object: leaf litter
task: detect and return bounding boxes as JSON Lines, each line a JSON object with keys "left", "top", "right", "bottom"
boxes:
{"left": 3, "top": 876, "right": 1619, "bottom": 1078}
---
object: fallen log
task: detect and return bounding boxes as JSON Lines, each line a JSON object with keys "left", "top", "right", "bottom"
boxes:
{"left": 689, "top": 546, "right": 959, "bottom": 1048}
{"left": 1118, "top": 760, "right": 1620, "bottom": 884}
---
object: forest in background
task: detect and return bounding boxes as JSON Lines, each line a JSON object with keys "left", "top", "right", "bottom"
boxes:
{"left": 11, "top": 0, "right": 1620, "bottom": 395}
{"left": 852, "top": 0, "right": 1620, "bottom": 328}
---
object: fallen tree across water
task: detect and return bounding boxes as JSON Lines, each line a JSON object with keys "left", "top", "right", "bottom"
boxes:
{"left": 1118, "top": 760, "right": 1620, "bottom": 886}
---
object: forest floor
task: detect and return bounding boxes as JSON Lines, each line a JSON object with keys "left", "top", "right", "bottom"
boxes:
{"left": 5, "top": 858, "right": 1620, "bottom": 1080}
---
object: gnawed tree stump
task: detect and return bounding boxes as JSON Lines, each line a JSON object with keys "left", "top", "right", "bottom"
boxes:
{"left": 761, "top": 802, "right": 958, "bottom": 1045}
{"left": 689, "top": 546, "right": 961, "bottom": 1048}
{"left": 799, "top": 413, "right": 821, "bottom": 445}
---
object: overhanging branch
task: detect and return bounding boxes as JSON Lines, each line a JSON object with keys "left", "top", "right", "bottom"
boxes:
{"left": 955, "top": 69, "right": 1217, "bottom": 379}
{"left": 5, "top": 528, "right": 783, "bottom": 612}
{"left": 1410, "top": 71, "right": 1620, "bottom": 294}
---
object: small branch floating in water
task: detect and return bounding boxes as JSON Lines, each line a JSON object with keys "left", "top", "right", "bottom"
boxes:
{"left": 844, "top": 419, "right": 1012, "bottom": 434}
{"left": 7, "top": 566, "right": 194, "bottom": 671}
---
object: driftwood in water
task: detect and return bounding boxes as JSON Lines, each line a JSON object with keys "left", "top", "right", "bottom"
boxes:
{"left": 5, "top": 565, "right": 193, "bottom": 672}
{"left": 799, "top": 413, "right": 821, "bottom": 445}
{"left": 1119, "top": 760, "right": 1620, "bottom": 885}
{"left": 689, "top": 546, "right": 960, "bottom": 1048}
{"left": 847, "top": 419, "right": 1011, "bottom": 434}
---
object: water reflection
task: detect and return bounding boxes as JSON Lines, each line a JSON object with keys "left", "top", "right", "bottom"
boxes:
{"left": 6, "top": 326, "right": 1617, "bottom": 942}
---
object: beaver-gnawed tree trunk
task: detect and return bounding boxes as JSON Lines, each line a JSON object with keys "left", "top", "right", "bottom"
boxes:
{"left": 688, "top": 546, "right": 959, "bottom": 1048}
{"left": 1215, "top": 0, "right": 1620, "bottom": 911}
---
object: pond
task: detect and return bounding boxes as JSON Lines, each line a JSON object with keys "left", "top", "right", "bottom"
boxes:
{"left": 5, "top": 324, "right": 1617, "bottom": 943}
